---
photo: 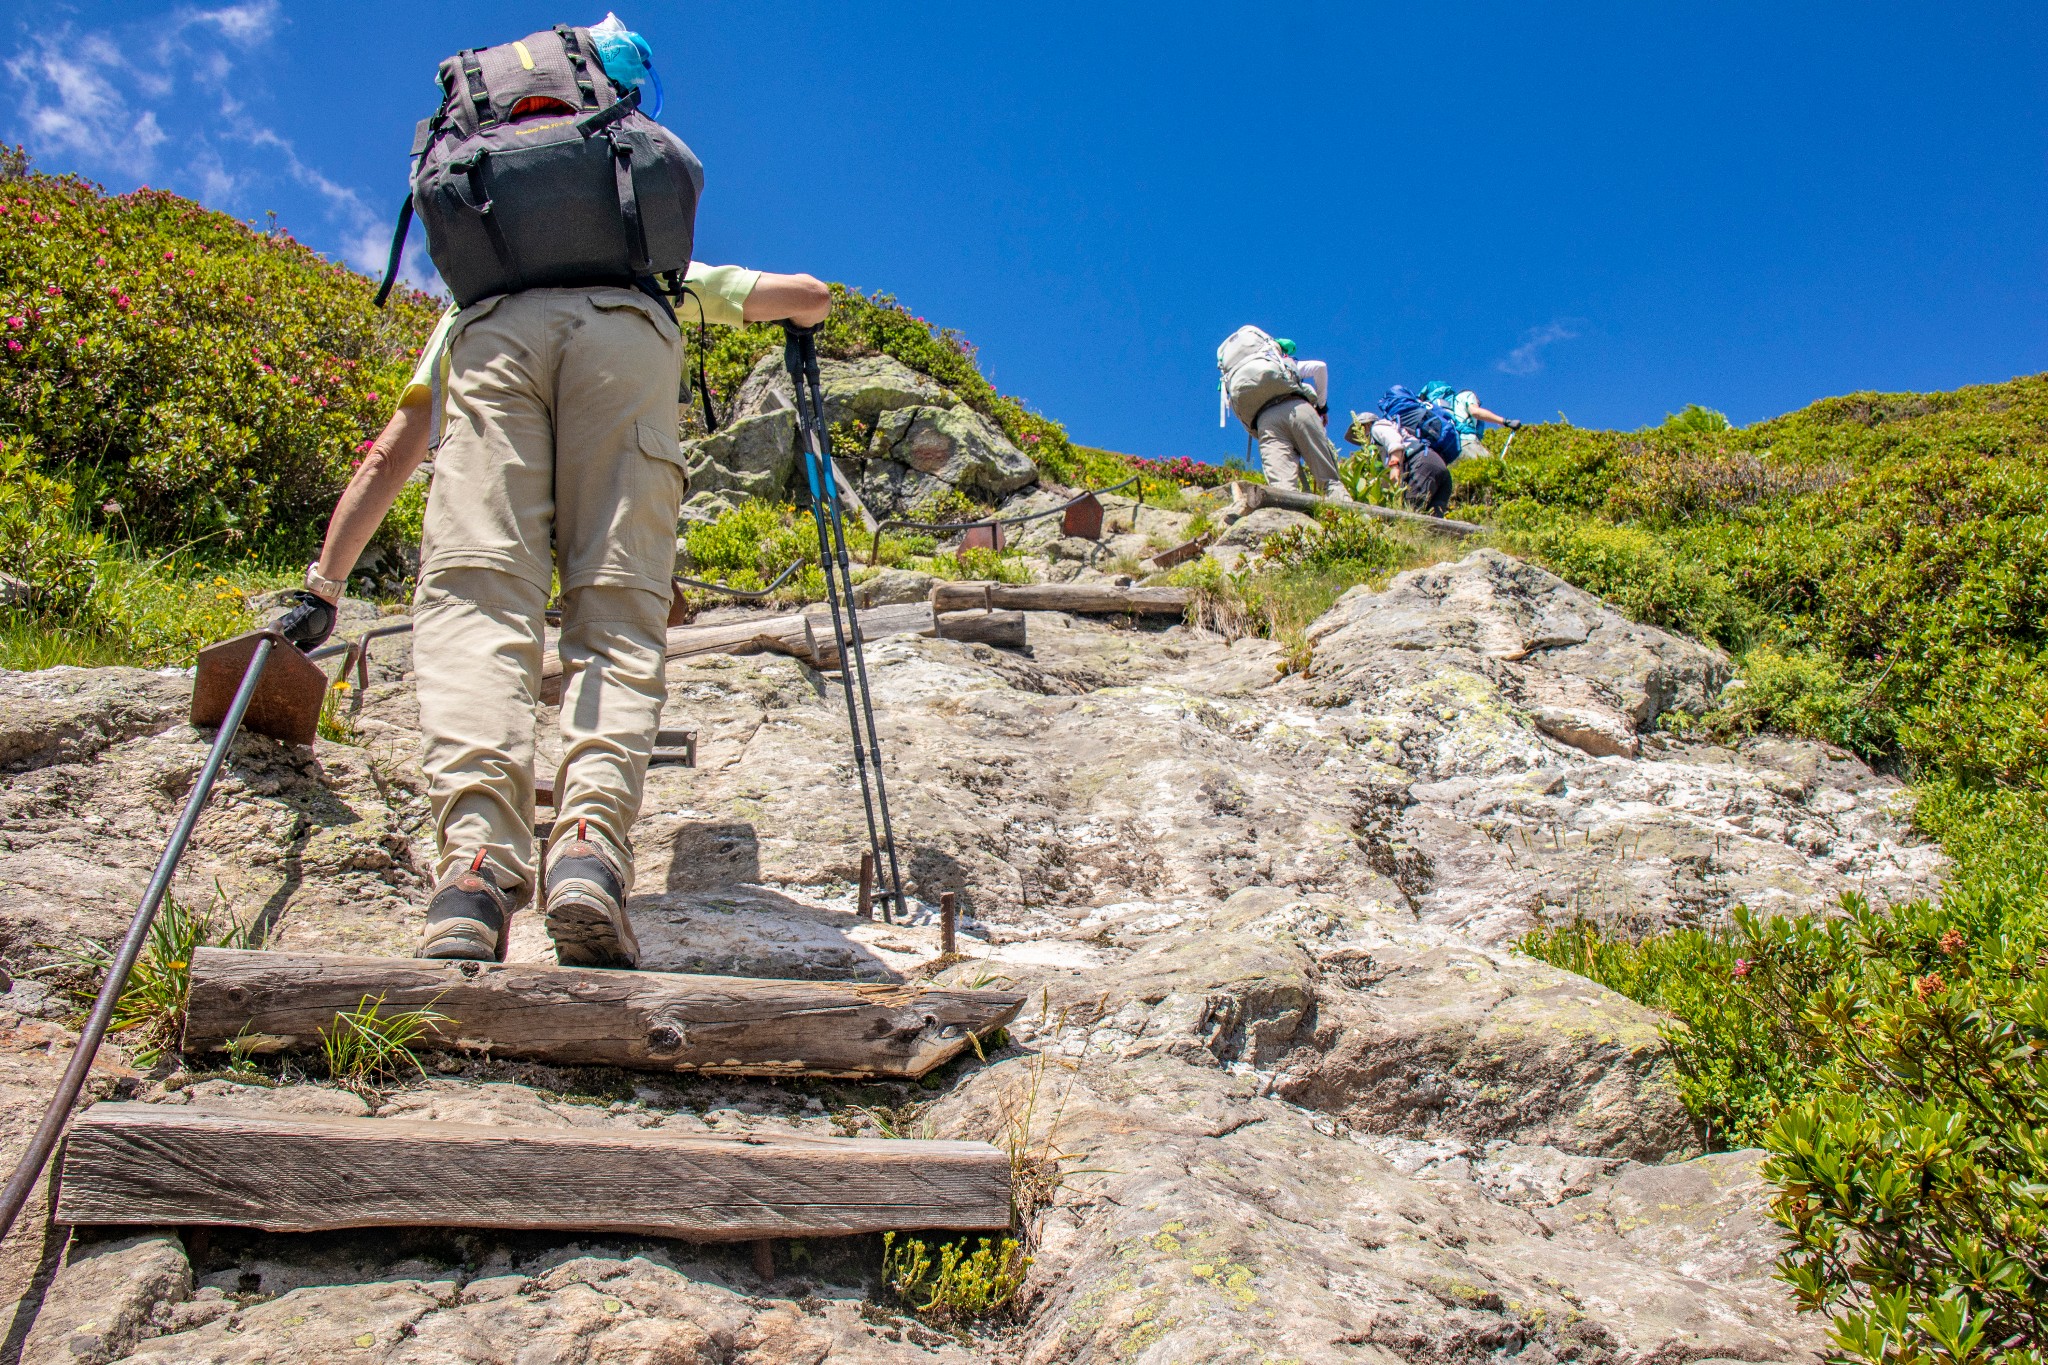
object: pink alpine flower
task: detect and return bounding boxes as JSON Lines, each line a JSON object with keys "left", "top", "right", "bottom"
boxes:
{"left": 5, "top": 340, "right": 20, "bottom": 354}
{"left": 43, "top": 285, "right": 60, "bottom": 297}
{"left": 5, "top": 317, "right": 23, "bottom": 330}
{"left": 1731, "top": 959, "right": 1752, "bottom": 980}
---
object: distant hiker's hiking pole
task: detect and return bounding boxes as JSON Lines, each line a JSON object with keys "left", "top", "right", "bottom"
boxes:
{"left": 0, "top": 627, "right": 326, "bottom": 1243}
{"left": 1498, "top": 427, "right": 1519, "bottom": 461}
{"left": 782, "top": 322, "right": 909, "bottom": 924}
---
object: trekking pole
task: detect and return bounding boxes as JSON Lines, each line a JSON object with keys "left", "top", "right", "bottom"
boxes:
{"left": 1499, "top": 426, "right": 1519, "bottom": 462}
{"left": 782, "top": 323, "right": 909, "bottom": 923}
{"left": 0, "top": 636, "right": 283, "bottom": 1244}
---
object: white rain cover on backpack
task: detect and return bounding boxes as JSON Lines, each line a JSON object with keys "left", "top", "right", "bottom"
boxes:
{"left": 1217, "top": 325, "right": 1308, "bottom": 426}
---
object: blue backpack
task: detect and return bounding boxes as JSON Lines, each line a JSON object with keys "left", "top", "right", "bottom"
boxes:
{"left": 1377, "top": 386, "right": 1462, "bottom": 461}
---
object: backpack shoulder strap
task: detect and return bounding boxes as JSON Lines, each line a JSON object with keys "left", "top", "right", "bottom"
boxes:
{"left": 457, "top": 49, "right": 498, "bottom": 132}
{"left": 554, "top": 26, "right": 608, "bottom": 109}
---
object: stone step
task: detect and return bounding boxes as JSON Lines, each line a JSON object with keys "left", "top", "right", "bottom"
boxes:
{"left": 57, "top": 1104, "right": 1012, "bottom": 1239}
{"left": 183, "top": 948, "right": 1023, "bottom": 1079}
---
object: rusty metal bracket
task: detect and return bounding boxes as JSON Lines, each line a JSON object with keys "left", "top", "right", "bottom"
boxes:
{"left": 193, "top": 629, "right": 329, "bottom": 747}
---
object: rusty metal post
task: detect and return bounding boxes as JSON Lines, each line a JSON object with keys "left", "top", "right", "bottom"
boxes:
{"left": 939, "top": 891, "right": 957, "bottom": 956}
{"left": 751, "top": 1239, "right": 774, "bottom": 1281}
{"left": 857, "top": 852, "right": 874, "bottom": 921}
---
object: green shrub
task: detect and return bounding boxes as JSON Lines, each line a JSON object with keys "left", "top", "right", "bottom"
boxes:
{"left": 679, "top": 500, "right": 825, "bottom": 602}
{"left": 880, "top": 1232, "right": 1030, "bottom": 1326}
{"left": 0, "top": 435, "right": 100, "bottom": 618}
{"left": 1658, "top": 403, "right": 1734, "bottom": 434}
{"left": 64, "top": 888, "right": 250, "bottom": 1067}
{"left": 1492, "top": 500, "right": 1760, "bottom": 648}
{"left": 0, "top": 150, "right": 440, "bottom": 555}
{"left": 1708, "top": 642, "right": 1893, "bottom": 755}
{"left": 1501, "top": 375, "right": 2048, "bottom": 1360}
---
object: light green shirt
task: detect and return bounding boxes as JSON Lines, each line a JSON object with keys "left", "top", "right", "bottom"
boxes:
{"left": 398, "top": 262, "right": 762, "bottom": 444}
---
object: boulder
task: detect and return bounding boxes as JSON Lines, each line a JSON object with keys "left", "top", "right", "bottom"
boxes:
{"left": 852, "top": 568, "right": 936, "bottom": 608}
{"left": 680, "top": 408, "right": 798, "bottom": 505}
{"left": 860, "top": 405, "right": 1038, "bottom": 515}
{"left": 0, "top": 666, "right": 189, "bottom": 773}
{"left": 728, "top": 351, "right": 957, "bottom": 430}
{"left": 1209, "top": 506, "right": 1317, "bottom": 569}
{"left": 0, "top": 543, "right": 1952, "bottom": 1365}
{"left": 21, "top": 1232, "right": 191, "bottom": 1365}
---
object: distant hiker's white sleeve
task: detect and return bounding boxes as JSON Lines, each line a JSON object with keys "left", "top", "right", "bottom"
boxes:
{"left": 678, "top": 262, "right": 762, "bottom": 328}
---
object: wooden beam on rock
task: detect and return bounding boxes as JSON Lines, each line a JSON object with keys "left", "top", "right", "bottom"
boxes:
{"left": 182, "top": 948, "right": 1024, "bottom": 1079}
{"left": 1228, "top": 480, "right": 1486, "bottom": 536}
{"left": 933, "top": 609, "right": 1028, "bottom": 650}
{"left": 57, "top": 1104, "right": 1012, "bottom": 1239}
{"left": 540, "top": 602, "right": 938, "bottom": 700}
{"left": 928, "top": 581, "right": 1191, "bottom": 616}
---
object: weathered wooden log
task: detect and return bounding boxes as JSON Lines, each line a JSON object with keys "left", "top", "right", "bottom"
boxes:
{"left": 928, "top": 581, "right": 1191, "bottom": 616}
{"left": 183, "top": 948, "right": 1023, "bottom": 1079}
{"left": 58, "top": 1104, "right": 1011, "bottom": 1239}
{"left": 541, "top": 602, "right": 937, "bottom": 699}
{"left": 774, "top": 602, "right": 935, "bottom": 670}
{"left": 1145, "top": 534, "right": 1214, "bottom": 571}
{"left": 1228, "top": 480, "right": 1486, "bottom": 535}
{"left": 932, "top": 609, "right": 1028, "bottom": 649}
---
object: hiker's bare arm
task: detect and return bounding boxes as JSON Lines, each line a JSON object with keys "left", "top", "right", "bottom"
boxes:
{"left": 744, "top": 273, "right": 832, "bottom": 326}
{"left": 1471, "top": 404, "right": 1513, "bottom": 427}
{"left": 310, "top": 398, "right": 433, "bottom": 600}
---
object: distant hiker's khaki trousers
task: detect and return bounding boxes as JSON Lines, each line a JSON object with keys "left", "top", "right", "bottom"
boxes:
{"left": 1254, "top": 397, "right": 1345, "bottom": 493}
{"left": 411, "top": 286, "right": 685, "bottom": 899}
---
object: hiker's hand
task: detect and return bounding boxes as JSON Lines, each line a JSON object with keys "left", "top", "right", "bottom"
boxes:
{"left": 1506, "top": 419, "right": 1523, "bottom": 431}
{"left": 274, "top": 590, "right": 337, "bottom": 651}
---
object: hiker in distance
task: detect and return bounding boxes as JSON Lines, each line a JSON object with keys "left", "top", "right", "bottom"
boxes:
{"left": 1216, "top": 325, "right": 1352, "bottom": 499}
{"left": 1418, "top": 380, "right": 1522, "bottom": 462}
{"left": 270, "top": 17, "right": 830, "bottom": 970}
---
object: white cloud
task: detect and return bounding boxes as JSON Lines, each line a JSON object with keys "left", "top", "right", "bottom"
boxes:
{"left": 188, "top": 2, "right": 280, "bottom": 44}
{"left": 1495, "top": 321, "right": 1583, "bottom": 377}
{"left": 3, "top": 1, "right": 438, "bottom": 293}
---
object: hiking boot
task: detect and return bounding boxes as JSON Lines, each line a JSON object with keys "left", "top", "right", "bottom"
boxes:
{"left": 417, "top": 852, "right": 513, "bottom": 961}
{"left": 543, "top": 820, "right": 639, "bottom": 969}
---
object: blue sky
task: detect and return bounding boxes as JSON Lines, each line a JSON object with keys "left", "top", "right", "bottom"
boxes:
{"left": 7, "top": 2, "right": 2046, "bottom": 462}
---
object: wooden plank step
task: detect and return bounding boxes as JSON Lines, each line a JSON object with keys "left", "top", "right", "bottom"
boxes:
{"left": 182, "top": 949, "right": 1024, "bottom": 1079}
{"left": 928, "top": 581, "right": 1191, "bottom": 615}
{"left": 57, "top": 1104, "right": 1011, "bottom": 1239}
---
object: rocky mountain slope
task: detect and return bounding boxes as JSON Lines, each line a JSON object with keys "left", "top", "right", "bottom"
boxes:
{"left": 0, "top": 538, "right": 1944, "bottom": 1363}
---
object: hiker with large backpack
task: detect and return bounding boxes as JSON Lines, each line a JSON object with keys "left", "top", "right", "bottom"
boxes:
{"left": 1216, "top": 325, "right": 1351, "bottom": 498}
{"left": 275, "top": 18, "right": 832, "bottom": 970}
{"left": 1373, "top": 384, "right": 1470, "bottom": 516}
{"left": 1418, "top": 381, "right": 1522, "bottom": 463}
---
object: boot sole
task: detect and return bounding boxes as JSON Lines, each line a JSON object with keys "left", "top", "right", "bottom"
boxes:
{"left": 544, "top": 891, "right": 640, "bottom": 969}
{"left": 417, "top": 917, "right": 500, "bottom": 961}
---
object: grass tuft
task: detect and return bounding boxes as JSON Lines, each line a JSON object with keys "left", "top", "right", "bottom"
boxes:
{"left": 66, "top": 887, "right": 251, "bottom": 1067}
{"left": 319, "top": 994, "right": 449, "bottom": 1089}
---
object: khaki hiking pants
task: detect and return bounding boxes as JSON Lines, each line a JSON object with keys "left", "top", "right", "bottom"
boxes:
{"left": 411, "top": 286, "right": 685, "bottom": 900}
{"left": 1254, "top": 396, "right": 1345, "bottom": 494}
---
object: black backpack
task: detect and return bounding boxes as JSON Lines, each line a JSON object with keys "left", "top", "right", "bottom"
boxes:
{"left": 373, "top": 25, "right": 702, "bottom": 309}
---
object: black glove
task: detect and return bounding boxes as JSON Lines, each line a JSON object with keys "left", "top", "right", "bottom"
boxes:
{"left": 1506, "top": 419, "right": 1523, "bottom": 431}
{"left": 274, "top": 590, "right": 337, "bottom": 651}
